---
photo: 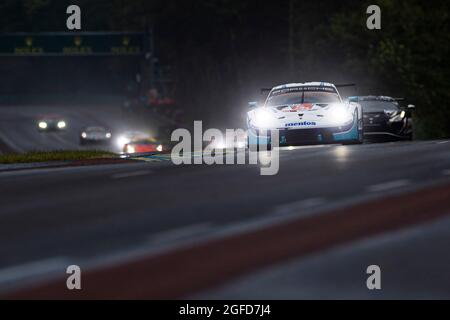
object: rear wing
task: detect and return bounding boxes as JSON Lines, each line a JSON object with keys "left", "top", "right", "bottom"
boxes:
{"left": 261, "top": 83, "right": 356, "bottom": 93}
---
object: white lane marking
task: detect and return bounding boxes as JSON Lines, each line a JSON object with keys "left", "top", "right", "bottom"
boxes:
{"left": 273, "top": 197, "right": 326, "bottom": 218}
{"left": 0, "top": 257, "right": 69, "bottom": 290}
{"left": 111, "top": 170, "right": 152, "bottom": 179}
{"left": 149, "top": 223, "right": 213, "bottom": 246}
{"left": 443, "top": 170, "right": 450, "bottom": 176}
{"left": 366, "top": 179, "right": 411, "bottom": 193}
{"left": 437, "top": 141, "right": 449, "bottom": 144}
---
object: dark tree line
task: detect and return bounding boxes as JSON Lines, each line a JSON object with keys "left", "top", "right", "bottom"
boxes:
{"left": 0, "top": 0, "right": 449, "bottom": 138}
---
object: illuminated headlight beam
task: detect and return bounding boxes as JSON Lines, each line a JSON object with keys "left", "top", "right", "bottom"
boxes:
{"left": 38, "top": 122, "right": 48, "bottom": 129}
{"left": 57, "top": 121, "right": 66, "bottom": 129}
{"left": 389, "top": 110, "right": 406, "bottom": 123}
{"left": 330, "top": 105, "right": 353, "bottom": 125}
{"left": 126, "top": 145, "right": 136, "bottom": 154}
{"left": 117, "top": 136, "right": 130, "bottom": 148}
{"left": 236, "top": 141, "right": 246, "bottom": 149}
{"left": 252, "top": 108, "right": 276, "bottom": 129}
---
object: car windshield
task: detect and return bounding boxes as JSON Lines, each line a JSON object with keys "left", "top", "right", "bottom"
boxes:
{"left": 360, "top": 101, "right": 399, "bottom": 112}
{"left": 267, "top": 88, "right": 341, "bottom": 107}
{"left": 87, "top": 127, "right": 106, "bottom": 132}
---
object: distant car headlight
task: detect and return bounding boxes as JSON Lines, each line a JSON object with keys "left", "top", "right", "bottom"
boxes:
{"left": 126, "top": 145, "right": 136, "bottom": 154}
{"left": 106, "top": 133, "right": 112, "bottom": 139}
{"left": 157, "top": 145, "right": 163, "bottom": 152}
{"left": 215, "top": 139, "right": 227, "bottom": 149}
{"left": 236, "top": 140, "right": 246, "bottom": 149}
{"left": 81, "top": 132, "right": 87, "bottom": 139}
{"left": 38, "top": 122, "right": 48, "bottom": 129}
{"left": 57, "top": 121, "right": 66, "bottom": 129}
{"left": 117, "top": 136, "right": 130, "bottom": 148}
{"left": 330, "top": 105, "right": 353, "bottom": 125}
{"left": 208, "top": 137, "right": 226, "bottom": 150}
{"left": 252, "top": 108, "right": 275, "bottom": 129}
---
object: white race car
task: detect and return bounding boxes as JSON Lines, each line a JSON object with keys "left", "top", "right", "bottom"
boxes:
{"left": 247, "top": 82, "right": 363, "bottom": 149}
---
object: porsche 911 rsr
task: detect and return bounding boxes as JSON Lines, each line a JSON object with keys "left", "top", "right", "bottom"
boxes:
{"left": 349, "top": 96, "right": 415, "bottom": 141}
{"left": 247, "top": 82, "right": 363, "bottom": 149}
{"left": 37, "top": 115, "right": 67, "bottom": 132}
{"left": 80, "top": 126, "right": 112, "bottom": 145}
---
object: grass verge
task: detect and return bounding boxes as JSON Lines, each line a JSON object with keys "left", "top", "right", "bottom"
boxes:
{"left": 0, "top": 150, "right": 117, "bottom": 164}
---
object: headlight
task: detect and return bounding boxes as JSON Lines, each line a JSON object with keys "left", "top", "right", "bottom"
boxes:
{"left": 106, "top": 133, "right": 112, "bottom": 139}
{"left": 117, "top": 136, "right": 130, "bottom": 148}
{"left": 38, "top": 122, "right": 48, "bottom": 129}
{"left": 215, "top": 139, "right": 227, "bottom": 149}
{"left": 252, "top": 108, "right": 275, "bottom": 129}
{"left": 209, "top": 137, "right": 226, "bottom": 149}
{"left": 126, "top": 145, "right": 136, "bottom": 154}
{"left": 389, "top": 111, "right": 406, "bottom": 123}
{"left": 400, "top": 110, "right": 406, "bottom": 119}
{"left": 330, "top": 105, "right": 353, "bottom": 125}
{"left": 157, "top": 145, "right": 163, "bottom": 152}
{"left": 81, "top": 132, "right": 87, "bottom": 139}
{"left": 57, "top": 121, "right": 66, "bottom": 129}
{"left": 236, "top": 140, "right": 246, "bottom": 149}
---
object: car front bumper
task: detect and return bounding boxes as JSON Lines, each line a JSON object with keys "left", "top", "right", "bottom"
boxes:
{"left": 248, "top": 117, "right": 359, "bottom": 146}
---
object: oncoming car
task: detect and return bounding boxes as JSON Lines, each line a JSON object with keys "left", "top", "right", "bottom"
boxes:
{"left": 348, "top": 96, "right": 415, "bottom": 141}
{"left": 80, "top": 126, "right": 112, "bottom": 146}
{"left": 123, "top": 139, "right": 165, "bottom": 154}
{"left": 37, "top": 115, "right": 67, "bottom": 132}
{"left": 247, "top": 82, "right": 363, "bottom": 149}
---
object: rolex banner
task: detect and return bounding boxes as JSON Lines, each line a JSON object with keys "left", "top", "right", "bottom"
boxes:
{"left": 0, "top": 32, "right": 147, "bottom": 56}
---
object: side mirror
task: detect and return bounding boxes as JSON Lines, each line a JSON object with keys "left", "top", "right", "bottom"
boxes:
{"left": 248, "top": 101, "right": 259, "bottom": 109}
{"left": 407, "top": 104, "right": 416, "bottom": 110}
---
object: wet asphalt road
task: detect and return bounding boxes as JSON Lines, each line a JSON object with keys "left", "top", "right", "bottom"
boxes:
{"left": 0, "top": 139, "right": 450, "bottom": 297}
